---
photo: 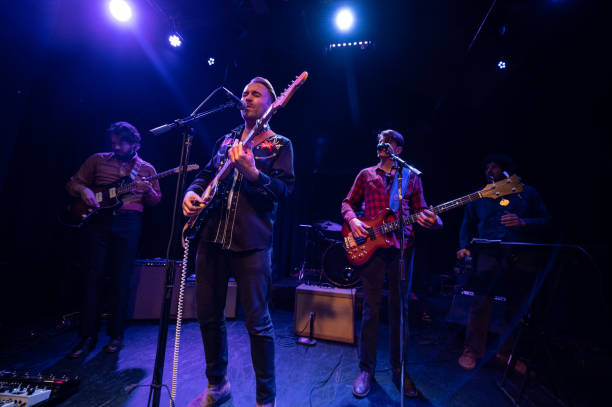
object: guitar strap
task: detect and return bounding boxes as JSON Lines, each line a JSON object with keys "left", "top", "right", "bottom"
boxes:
{"left": 389, "top": 167, "right": 412, "bottom": 214}
{"left": 129, "top": 159, "right": 144, "bottom": 181}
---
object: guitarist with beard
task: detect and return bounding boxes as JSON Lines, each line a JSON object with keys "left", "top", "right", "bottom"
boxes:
{"left": 341, "top": 129, "right": 442, "bottom": 399}
{"left": 65, "top": 121, "right": 161, "bottom": 358}
{"left": 182, "top": 77, "right": 294, "bottom": 407}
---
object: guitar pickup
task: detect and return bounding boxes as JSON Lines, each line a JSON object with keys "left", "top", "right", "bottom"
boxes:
{"left": 367, "top": 228, "right": 376, "bottom": 240}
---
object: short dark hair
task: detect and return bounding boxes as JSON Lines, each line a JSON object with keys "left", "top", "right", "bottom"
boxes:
{"left": 249, "top": 77, "right": 277, "bottom": 103}
{"left": 106, "top": 121, "right": 141, "bottom": 144}
{"left": 377, "top": 129, "right": 404, "bottom": 147}
{"left": 482, "top": 153, "right": 516, "bottom": 174}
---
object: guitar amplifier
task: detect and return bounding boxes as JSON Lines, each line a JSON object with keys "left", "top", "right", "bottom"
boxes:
{"left": 446, "top": 290, "right": 507, "bottom": 334}
{"left": 294, "top": 284, "right": 355, "bottom": 344}
{"left": 129, "top": 260, "right": 237, "bottom": 320}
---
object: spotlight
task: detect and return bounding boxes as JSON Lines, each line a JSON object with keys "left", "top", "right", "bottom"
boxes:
{"left": 208, "top": 57, "right": 215, "bottom": 66}
{"left": 497, "top": 60, "right": 507, "bottom": 69}
{"left": 168, "top": 34, "right": 182, "bottom": 47}
{"left": 109, "top": 0, "right": 132, "bottom": 22}
{"left": 335, "top": 8, "right": 354, "bottom": 32}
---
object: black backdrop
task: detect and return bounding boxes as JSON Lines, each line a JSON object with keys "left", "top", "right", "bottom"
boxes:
{"left": 0, "top": 1, "right": 606, "bottom": 327}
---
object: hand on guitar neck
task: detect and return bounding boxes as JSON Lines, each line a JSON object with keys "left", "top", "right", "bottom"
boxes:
{"left": 132, "top": 178, "right": 153, "bottom": 194}
{"left": 228, "top": 139, "right": 259, "bottom": 182}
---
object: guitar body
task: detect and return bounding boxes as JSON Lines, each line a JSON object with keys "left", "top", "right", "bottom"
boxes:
{"left": 342, "top": 209, "right": 398, "bottom": 266}
{"left": 61, "top": 180, "right": 128, "bottom": 227}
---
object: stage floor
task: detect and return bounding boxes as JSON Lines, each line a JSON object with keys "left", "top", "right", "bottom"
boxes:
{"left": 0, "top": 304, "right": 559, "bottom": 407}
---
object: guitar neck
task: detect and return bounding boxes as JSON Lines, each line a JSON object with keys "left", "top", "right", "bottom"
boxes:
{"left": 386, "top": 191, "right": 482, "bottom": 231}
{"left": 116, "top": 168, "right": 177, "bottom": 195}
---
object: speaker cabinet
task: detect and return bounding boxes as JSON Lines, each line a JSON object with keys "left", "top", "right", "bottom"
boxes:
{"left": 294, "top": 283, "right": 355, "bottom": 344}
{"left": 129, "top": 260, "right": 237, "bottom": 320}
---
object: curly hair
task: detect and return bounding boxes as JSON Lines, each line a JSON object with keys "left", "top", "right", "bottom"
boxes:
{"left": 106, "top": 121, "right": 141, "bottom": 144}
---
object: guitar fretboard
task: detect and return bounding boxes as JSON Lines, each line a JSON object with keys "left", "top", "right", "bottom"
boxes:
{"left": 380, "top": 191, "right": 482, "bottom": 234}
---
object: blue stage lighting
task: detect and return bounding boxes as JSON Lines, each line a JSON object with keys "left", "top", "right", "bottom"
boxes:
{"left": 208, "top": 58, "right": 215, "bottom": 66}
{"left": 109, "top": 0, "right": 132, "bottom": 22}
{"left": 498, "top": 60, "right": 507, "bottom": 69}
{"left": 335, "top": 8, "right": 354, "bottom": 32}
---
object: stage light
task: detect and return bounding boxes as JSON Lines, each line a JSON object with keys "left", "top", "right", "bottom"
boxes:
{"left": 498, "top": 60, "right": 507, "bottom": 69}
{"left": 335, "top": 8, "right": 354, "bottom": 32}
{"left": 327, "top": 40, "right": 373, "bottom": 51}
{"left": 168, "top": 34, "right": 182, "bottom": 47}
{"left": 109, "top": 0, "right": 132, "bottom": 22}
{"left": 208, "top": 57, "right": 215, "bottom": 66}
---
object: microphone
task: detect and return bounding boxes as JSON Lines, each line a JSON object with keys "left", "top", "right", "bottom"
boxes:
{"left": 222, "top": 87, "right": 247, "bottom": 110}
{"left": 376, "top": 143, "right": 391, "bottom": 151}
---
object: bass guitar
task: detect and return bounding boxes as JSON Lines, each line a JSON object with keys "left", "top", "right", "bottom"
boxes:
{"left": 182, "top": 71, "right": 309, "bottom": 246}
{"left": 61, "top": 164, "right": 199, "bottom": 227}
{"left": 341, "top": 175, "right": 524, "bottom": 265}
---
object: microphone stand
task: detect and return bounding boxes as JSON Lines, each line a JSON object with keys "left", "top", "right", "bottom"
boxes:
{"left": 146, "top": 95, "right": 239, "bottom": 407}
{"left": 387, "top": 149, "right": 420, "bottom": 407}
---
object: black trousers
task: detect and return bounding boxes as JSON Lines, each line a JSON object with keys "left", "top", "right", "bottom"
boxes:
{"left": 358, "top": 246, "right": 415, "bottom": 374}
{"left": 195, "top": 241, "right": 275, "bottom": 404}
{"left": 80, "top": 210, "right": 142, "bottom": 339}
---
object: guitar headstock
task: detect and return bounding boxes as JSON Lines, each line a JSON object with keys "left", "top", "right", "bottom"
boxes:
{"left": 173, "top": 164, "right": 200, "bottom": 174}
{"left": 480, "top": 174, "right": 524, "bottom": 199}
{"left": 271, "top": 71, "right": 309, "bottom": 111}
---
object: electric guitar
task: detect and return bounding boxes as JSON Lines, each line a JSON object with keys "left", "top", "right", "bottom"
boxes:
{"left": 182, "top": 71, "right": 309, "bottom": 246}
{"left": 61, "top": 164, "right": 199, "bottom": 227}
{"left": 341, "top": 175, "right": 524, "bottom": 265}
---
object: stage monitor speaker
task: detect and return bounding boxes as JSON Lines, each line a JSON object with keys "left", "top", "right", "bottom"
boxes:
{"left": 294, "top": 283, "right": 355, "bottom": 344}
{"left": 129, "top": 260, "right": 237, "bottom": 320}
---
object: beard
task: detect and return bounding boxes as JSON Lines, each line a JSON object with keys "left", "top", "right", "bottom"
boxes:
{"left": 115, "top": 150, "right": 136, "bottom": 161}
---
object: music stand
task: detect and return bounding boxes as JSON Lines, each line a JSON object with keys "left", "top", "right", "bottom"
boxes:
{"left": 467, "top": 239, "right": 592, "bottom": 407}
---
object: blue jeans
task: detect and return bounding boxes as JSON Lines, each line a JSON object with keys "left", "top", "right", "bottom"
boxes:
{"left": 195, "top": 241, "right": 275, "bottom": 404}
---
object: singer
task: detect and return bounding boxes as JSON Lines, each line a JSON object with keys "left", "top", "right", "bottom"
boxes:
{"left": 182, "top": 77, "right": 295, "bottom": 407}
{"left": 341, "top": 129, "right": 442, "bottom": 399}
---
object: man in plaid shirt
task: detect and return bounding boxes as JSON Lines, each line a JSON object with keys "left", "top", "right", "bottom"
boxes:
{"left": 341, "top": 129, "right": 442, "bottom": 399}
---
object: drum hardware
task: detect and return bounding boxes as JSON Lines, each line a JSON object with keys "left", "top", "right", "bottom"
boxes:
{"left": 296, "top": 223, "right": 360, "bottom": 287}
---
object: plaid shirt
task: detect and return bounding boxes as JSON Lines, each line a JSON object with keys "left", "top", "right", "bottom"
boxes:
{"left": 341, "top": 164, "right": 428, "bottom": 248}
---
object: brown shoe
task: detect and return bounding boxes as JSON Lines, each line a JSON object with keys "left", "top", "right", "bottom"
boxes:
{"left": 458, "top": 347, "right": 477, "bottom": 370}
{"left": 352, "top": 370, "right": 373, "bottom": 398}
{"left": 66, "top": 336, "right": 97, "bottom": 359}
{"left": 103, "top": 337, "right": 123, "bottom": 353}
{"left": 392, "top": 369, "right": 419, "bottom": 398}
{"left": 187, "top": 377, "right": 231, "bottom": 407}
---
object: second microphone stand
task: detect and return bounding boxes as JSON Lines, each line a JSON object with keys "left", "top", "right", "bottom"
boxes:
{"left": 387, "top": 148, "right": 420, "bottom": 407}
